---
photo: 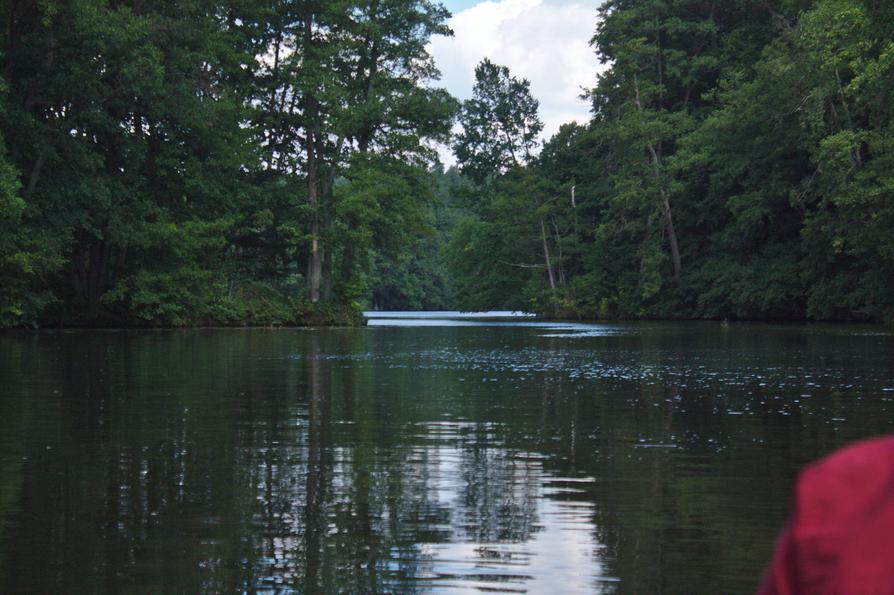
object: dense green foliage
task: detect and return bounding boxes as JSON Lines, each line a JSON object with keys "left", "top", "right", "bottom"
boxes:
{"left": 0, "top": 0, "right": 454, "bottom": 326}
{"left": 453, "top": 58, "right": 543, "bottom": 184}
{"left": 447, "top": 0, "right": 894, "bottom": 321}
{"left": 1, "top": 0, "right": 892, "bottom": 325}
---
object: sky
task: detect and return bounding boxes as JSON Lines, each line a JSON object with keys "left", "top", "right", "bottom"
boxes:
{"left": 429, "top": 0, "right": 603, "bottom": 165}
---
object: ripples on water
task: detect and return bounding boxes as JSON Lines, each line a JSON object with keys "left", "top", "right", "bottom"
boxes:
{"left": 1, "top": 315, "right": 893, "bottom": 592}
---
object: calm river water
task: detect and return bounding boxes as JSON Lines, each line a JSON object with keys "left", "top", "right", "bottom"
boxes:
{"left": 2, "top": 315, "right": 894, "bottom": 593}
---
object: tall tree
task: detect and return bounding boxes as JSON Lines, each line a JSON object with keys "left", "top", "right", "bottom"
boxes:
{"left": 0, "top": 0, "right": 258, "bottom": 324}
{"left": 252, "top": 0, "right": 456, "bottom": 303}
{"left": 453, "top": 59, "right": 543, "bottom": 185}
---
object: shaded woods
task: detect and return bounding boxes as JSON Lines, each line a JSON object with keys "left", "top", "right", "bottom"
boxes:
{"left": 445, "top": 0, "right": 894, "bottom": 322}
{"left": 1, "top": 0, "right": 893, "bottom": 326}
{"left": 0, "top": 0, "right": 455, "bottom": 326}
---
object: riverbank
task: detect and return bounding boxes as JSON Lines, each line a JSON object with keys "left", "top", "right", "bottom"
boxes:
{"left": 527, "top": 304, "right": 892, "bottom": 324}
{"left": 7, "top": 301, "right": 367, "bottom": 330}
{"left": 16, "top": 308, "right": 894, "bottom": 330}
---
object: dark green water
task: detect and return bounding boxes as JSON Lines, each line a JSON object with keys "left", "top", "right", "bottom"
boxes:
{"left": 2, "top": 319, "right": 893, "bottom": 593}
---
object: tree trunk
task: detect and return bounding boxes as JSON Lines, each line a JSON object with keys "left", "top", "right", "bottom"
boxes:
{"left": 25, "top": 148, "right": 47, "bottom": 195}
{"left": 318, "top": 166, "right": 337, "bottom": 302}
{"left": 647, "top": 141, "right": 682, "bottom": 281}
{"left": 540, "top": 218, "right": 557, "bottom": 294}
{"left": 552, "top": 220, "right": 568, "bottom": 297}
{"left": 302, "top": 8, "right": 322, "bottom": 302}
{"left": 340, "top": 239, "right": 355, "bottom": 299}
{"left": 633, "top": 74, "right": 682, "bottom": 281}
{"left": 321, "top": 244, "right": 333, "bottom": 302}
{"left": 307, "top": 229, "right": 321, "bottom": 302}
{"left": 833, "top": 66, "right": 862, "bottom": 168}
{"left": 659, "top": 183, "right": 682, "bottom": 281}
{"left": 306, "top": 132, "right": 322, "bottom": 302}
{"left": 70, "top": 234, "right": 110, "bottom": 320}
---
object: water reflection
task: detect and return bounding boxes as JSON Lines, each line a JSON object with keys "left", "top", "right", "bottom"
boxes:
{"left": 244, "top": 338, "right": 611, "bottom": 593}
{"left": 1, "top": 324, "right": 893, "bottom": 592}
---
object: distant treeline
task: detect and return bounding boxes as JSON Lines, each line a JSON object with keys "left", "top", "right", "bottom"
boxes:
{"left": 1, "top": 0, "right": 893, "bottom": 327}
{"left": 444, "top": 0, "right": 894, "bottom": 322}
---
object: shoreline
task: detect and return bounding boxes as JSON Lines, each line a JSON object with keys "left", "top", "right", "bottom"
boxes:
{"left": 3, "top": 315, "right": 890, "bottom": 332}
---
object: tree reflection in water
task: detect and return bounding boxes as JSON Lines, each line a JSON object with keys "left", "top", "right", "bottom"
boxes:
{"left": 2, "top": 324, "right": 893, "bottom": 592}
{"left": 240, "top": 333, "right": 605, "bottom": 592}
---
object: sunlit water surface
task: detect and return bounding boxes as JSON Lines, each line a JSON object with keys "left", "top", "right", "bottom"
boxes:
{"left": 2, "top": 315, "right": 893, "bottom": 592}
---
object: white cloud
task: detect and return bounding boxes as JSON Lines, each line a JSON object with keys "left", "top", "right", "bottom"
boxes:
{"left": 430, "top": 0, "right": 604, "bottom": 165}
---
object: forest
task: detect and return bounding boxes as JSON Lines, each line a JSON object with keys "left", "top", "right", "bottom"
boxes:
{"left": 1, "top": 0, "right": 892, "bottom": 327}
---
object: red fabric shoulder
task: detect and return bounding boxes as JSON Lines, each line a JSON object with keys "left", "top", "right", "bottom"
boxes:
{"left": 758, "top": 436, "right": 894, "bottom": 595}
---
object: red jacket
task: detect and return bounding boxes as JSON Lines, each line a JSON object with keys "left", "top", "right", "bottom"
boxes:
{"left": 758, "top": 436, "right": 894, "bottom": 595}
